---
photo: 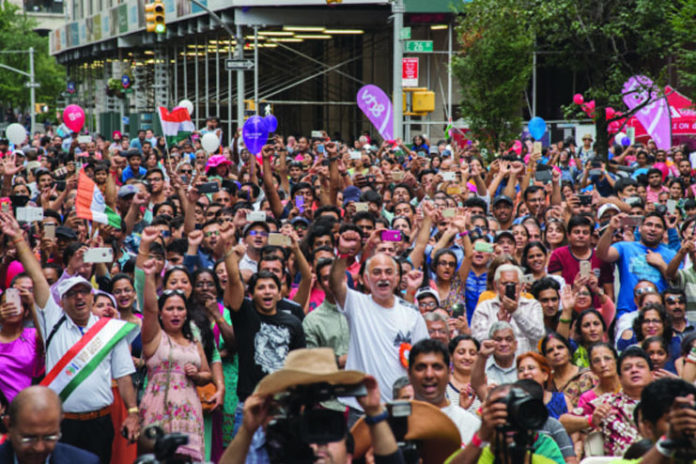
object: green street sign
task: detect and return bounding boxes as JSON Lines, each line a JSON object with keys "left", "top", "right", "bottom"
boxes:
{"left": 400, "top": 27, "right": 411, "bottom": 40}
{"left": 404, "top": 40, "right": 433, "bottom": 53}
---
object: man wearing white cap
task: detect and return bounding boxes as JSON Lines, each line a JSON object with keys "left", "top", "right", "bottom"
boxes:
{"left": 1, "top": 212, "right": 139, "bottom": 463}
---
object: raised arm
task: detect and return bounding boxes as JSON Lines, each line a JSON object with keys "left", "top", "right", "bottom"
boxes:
{"left": 0, "top": 212, "right": 50, "bottom": 308}
{"left": 288, "top": 231, "right": 312, "bottom": 310}
{"left": 470, "top": 339, "right": 494, "bottom": 402}
{"left": 596, "top": 213, "right": 624, "bottom": 263}
{"left": 260, "top": 145, "right": 284, "bottom": 219}
{"left": 139, "top": 258, "right": 161, "bottom": 359}
{"left": 408, "top": 201, "right": 436, "bottom": 270}
{"left": 220, "top": 225, "right": 245, "bottom": 312}
{"left": 666, "top": 240, "right": 692, "bottom": 282}
{"left": 329, "top": 229, "right": 362, "bottom": 308}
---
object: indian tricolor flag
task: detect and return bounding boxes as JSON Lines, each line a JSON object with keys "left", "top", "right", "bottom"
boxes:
{"left": 158, "top": 106, "right": 195, "bottom": 146}
{"left": 75, "top": 170, "right": 121, "bottom": 228}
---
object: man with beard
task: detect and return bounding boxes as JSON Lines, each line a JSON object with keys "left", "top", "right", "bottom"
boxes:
{"left": 329, "top": 230, "right": 428, "bottom": 422}
{"left": 662, "top": 288, "right": 694, "bottom": 341}
{"left": 598, "top": 212, "right": 676, "bottom": 336}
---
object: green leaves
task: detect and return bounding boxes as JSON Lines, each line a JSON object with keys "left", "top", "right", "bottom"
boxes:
{"left": 0, "top": 1, "right": 64, "bottom": 111}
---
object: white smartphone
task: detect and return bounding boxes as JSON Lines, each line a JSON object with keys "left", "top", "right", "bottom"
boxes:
{"left": 5, "top": 288, "right": 21, "bottom": 316}
{"left": 83, "top": 247, "right": 114, "bottom": 263}
{"left": 441, "top": 172, "right": 456, "bottom": 182}
{"left": 579, "top": 260, "right": 592, "bottom": 278}
{"left": 267, "top": 233, "right": 291, "bottom": 247}
{"left": 16, "top": 206, "right": 44, "bottom": 222}
{"left": 246, "top": 211, "right": 267, "bottom": 222}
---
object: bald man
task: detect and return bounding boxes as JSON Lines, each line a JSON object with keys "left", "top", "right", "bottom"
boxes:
{"left": 0, "top": 386, "right": 99, "bottom": 464}
{"left": 329, "top": 231, "right": 428, "bottom": 424}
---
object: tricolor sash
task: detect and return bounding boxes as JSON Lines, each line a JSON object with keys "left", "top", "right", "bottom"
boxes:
{"left": 41, "top": 318, "right": 136, "bottom": 402}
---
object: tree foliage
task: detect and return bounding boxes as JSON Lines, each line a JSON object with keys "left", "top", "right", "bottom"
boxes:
{"left": 453, "top": 0, "right": 684, "bottom": 159}
{"left": 450, "top": 0, "right": 534, "bottom": 151}
{"left": 0, "top": 1, "right": 64, "bottom": 114}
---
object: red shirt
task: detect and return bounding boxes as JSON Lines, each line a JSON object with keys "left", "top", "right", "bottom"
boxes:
{"left": 547, "top": 246, "right": 614, "bottom": 286}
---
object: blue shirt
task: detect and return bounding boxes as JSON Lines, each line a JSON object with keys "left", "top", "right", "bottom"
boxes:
{"left": 465, "top": 270, "right": 487, "bottom": 324}
{"left": 611, "top": 241, "right": 677, "bottom": 319}
{"left": 121, "top": 165, "right": 147, "bottom": 183}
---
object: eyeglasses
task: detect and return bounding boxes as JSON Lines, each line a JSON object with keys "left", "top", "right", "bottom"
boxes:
{"left": 437, "top": 261, "right": 456, "bottom": 268}
{"left": 248, "top": 230, "right": 269, "bottom": 237}
{"left": 64, "top": 287, "right": 91, "bottom": 299}
{"left": 195, "top": 281, "right": 215, "bottom": 288}
{"left": 147, "top": 177, "right": 163, "bottom": 182}
{"left": 642, "top": 318, "right": 662, "bottom": 325}
{"left": 204, "top": 230, "right": 220, "bottom": 237}
{"left": 180, "top": 169, "right": 192, "bottom": 174}
{"left": 634, "top": 287, "right": 657, "bottom": 296}
{"left": 17, "top": 433, "right": 62, "bottom": 446}
{"left": 577, "top": 291, "right": 592, "bottom": 297}
{"left": 418, "top": 301, "right": 438, "bottom": 309}
{"left": 666, "top": 296, "right": 686, "bottom": 304}
{"left": 161, "top": 289, "right": 187, "bottom": 298}
{"left": 161, "top": 230, "right": 171, "bottom": 238}
{"left": 293, "top": 223, "right": 308, "bottom": 230}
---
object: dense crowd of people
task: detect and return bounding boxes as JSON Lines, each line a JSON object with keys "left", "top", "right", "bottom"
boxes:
{"left": 2, "top": 120, "right": 696, "bottom": 464}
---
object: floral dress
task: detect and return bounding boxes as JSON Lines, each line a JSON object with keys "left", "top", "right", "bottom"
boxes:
{"left": 550, "top": 367, "right": 597, "bottom": 409}
{"left": 140, "top": 333, "right": 204, "bottom": 461}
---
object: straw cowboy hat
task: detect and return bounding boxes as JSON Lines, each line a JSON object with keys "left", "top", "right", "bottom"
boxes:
{"left": 351, "top": 400, "right": 462, "bottom": 464}
{"left": 255, "top": 348, "right": 367, "bottom": 396}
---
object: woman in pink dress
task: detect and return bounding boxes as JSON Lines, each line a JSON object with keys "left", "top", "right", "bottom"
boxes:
{"left": 139, "top": 254, "right": 212, "bottom": 462}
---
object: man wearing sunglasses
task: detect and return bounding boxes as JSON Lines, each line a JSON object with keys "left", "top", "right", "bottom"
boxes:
{"left": 239, "top": 221, "right": 270, "bottom": 280}
{"left": 663, "top": 288, "right": 695, "bottom": 342}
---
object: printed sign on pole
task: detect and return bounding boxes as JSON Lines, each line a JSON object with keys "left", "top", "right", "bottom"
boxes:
{"left": 402, "top": 57, "right": 419, "bottom": 88}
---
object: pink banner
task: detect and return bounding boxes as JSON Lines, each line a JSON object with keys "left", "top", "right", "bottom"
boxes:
{"left": 357, "top": 85, "right": 394, "bottom": 141}
{"left": 622, "top": 75, "right": 671, "bottom": 150}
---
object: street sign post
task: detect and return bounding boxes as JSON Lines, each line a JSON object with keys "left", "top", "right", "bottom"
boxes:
{"left": 404, "top": 40, "right": 433, "bottom": 53}
{"left": 399, "top": 27, "right": 411, "bottom": 40}
{"left": 25, "top": 82, "right": 41, "bottom": 88}
{"left": 225, "top": 59, "right": 254, "bottom": 71}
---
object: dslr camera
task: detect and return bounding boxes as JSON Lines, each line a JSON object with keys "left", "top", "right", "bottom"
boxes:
{"left": 265, "top": 382, "right": 366, "bottom": 464}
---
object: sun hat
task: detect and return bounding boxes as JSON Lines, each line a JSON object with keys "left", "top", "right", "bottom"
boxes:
{"left": 255, "top": 348, "right": 367, "bottom": 396}
{"left": 351, "top": 400, "right": 461, "bottom": 463}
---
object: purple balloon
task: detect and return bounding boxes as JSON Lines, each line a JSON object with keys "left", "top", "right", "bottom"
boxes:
{"left": 242, "top": 115, "right": 269, "bottom": 155}
{"left": 621, "top": 136, "right": 631, "bottom": 147}
{"left": 264, "top": 114, "right": 278, "bottom": 133}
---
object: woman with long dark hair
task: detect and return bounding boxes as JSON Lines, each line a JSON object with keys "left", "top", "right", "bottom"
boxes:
{"left": 139, "top": 258, "right": 211, "bottom": 461}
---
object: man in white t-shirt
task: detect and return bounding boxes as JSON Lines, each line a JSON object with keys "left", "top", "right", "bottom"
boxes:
{"left": 328, "top": 229, "right": 428, "bottom": 421}
{"left": 407, "top": 339, "right": 480, "bottom": 445}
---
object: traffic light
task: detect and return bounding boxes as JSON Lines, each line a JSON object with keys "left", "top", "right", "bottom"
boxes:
{"left": 145, "top": 0, "right": 165, "bottom": 34}
{"left": 412, "top": 90, "right": 435, "bottom": 113}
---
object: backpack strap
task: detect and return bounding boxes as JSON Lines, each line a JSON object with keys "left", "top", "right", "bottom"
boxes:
{"left": 45, "top": 314, "right": 67, "bottom": 350}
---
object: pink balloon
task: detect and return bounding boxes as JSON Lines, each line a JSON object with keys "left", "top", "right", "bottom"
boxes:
{"left": 512, "top": 140, "right": 522, "bottom": 155}
{"left": 63, "top": 105, "right": 85, "bottom": 133}
{"left": 573, "top": 94, "right": 584, "bottom": 105}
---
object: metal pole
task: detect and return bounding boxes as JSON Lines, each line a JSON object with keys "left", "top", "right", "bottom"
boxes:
{"left": 447, "top": 24, "right": 452, "bottom": 121}
{"left": 236, "top": 25, "right": 244, "bottom": 127}
{"left": 254, "top": 26, "right": 259, "bottom": 115}
{"left": 227, "top": 39, "right": 232, "bottom": 144}
{"left": 29, "top": 47, "right": 36, "bottom": 135}
{"left": 392, "top": 0, "right": 404, "bottom": 140}
{"left": 194, "top": 37, "right": 199, "bottom": 128}
{"left": 532, "top": 48, "right": 537, "bottom": 117}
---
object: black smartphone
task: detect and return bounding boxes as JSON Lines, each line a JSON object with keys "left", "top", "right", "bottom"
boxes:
{"left": 55, "top": 181, "right": 66, "bottom": 191}
{"left": 535, "top": 170, "right": 552, "bottom": 183}
{"left": 505, "top": 283, "right": 516, "bottom": 300}
{"left": 197, "top": 182, "right": 220, "bottom": 194}
{"left": 577, "top": 195, "right": 592, "bottom": 206}
{"left": 451, "top": 303, "right": 465, "bottom": 318}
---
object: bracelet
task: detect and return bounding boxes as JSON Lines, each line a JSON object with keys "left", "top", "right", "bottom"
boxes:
{"left": 224, "top": 248, "right": 236, "bottom": 259}
{"left": 586, "top": 414, "right": 594, "bottom": 429}
{"left": 11, "top": 236, "right": 23, "bottom": 245}
{"left": 364, "top": 409, "right": 389, "bottom": 426}
{"left": 470, "top": 432, "right": 490, "bottom": 449}
{"left": 656, "top": 435, "right": 674, "bottom": 458}
{"left": 559, "top": 317, "right": 572, "bottom": 324}
{"left": 127, "top": 407, "right": 139, "bottom": 415}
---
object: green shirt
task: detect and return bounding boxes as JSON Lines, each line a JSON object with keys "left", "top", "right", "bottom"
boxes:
{"left": 301, "top": 301, "right": 349, "bottom": 357}
{"left": 445, "top": 433, "right": 565, "bottom": 464}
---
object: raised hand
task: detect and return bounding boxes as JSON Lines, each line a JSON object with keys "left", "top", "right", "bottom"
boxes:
{"left": 337, "top": 229, "right": 362, "bottom": 255}
{"left": 188, "top": 229, "right": 204, "bottom": 248}
{"left": 140, "top": 258, "right": 158, "bottom": 276}
{"left": 404, "top": 270, "right": 424, "bottom": 290}
{"left": 140, "top": 226, "right": 161, "bottom": 246}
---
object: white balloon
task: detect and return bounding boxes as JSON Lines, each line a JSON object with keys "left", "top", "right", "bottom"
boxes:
{"left": 615, "top": 132, "right": 627, "bottom": 144}
{"left": 6, "top": 123, "right": 26, "bottom": 145}
{"left": 201, "top": 132, "right": 220, "bottom": 154}
{"left": 177, "top": 99, "right": 194, "bottom": 116}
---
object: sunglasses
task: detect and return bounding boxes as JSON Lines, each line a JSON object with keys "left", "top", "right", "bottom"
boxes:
{"left": 666, "top": 296, "right": 686, "bottom": 304}
{"left": 248, "top": 230, "right": 269, "bottom": 237}
{"left": 161, "top": 289, "right": 187, "bottom": 298}
{"left": 634, "top": 287, "right": 657, "bottom": 297}
{"left": 204, "top": 230, "right": 220, "bottom": 237}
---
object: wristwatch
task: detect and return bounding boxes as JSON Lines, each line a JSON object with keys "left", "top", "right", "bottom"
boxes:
{"left": 364, "top": 410, "right": 389, "bottom": 426}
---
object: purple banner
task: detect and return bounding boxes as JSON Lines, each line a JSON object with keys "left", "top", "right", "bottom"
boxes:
{"left": 357, "top": 85, "right": 394, "bottom": 141}
{"left": 622, "top": 75, "right": 671, "bottom": 150}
